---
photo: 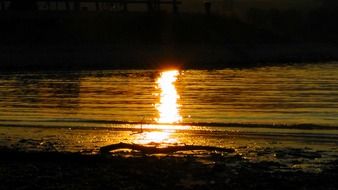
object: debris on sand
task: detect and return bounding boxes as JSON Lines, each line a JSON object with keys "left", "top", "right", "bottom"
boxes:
{"left": 99, "top": 142, "right": 235, "bottom": 154}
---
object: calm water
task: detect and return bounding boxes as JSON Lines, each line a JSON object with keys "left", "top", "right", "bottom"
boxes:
{"left": 0, "top": 63, "right": 338, "bottom": 129}
{"left": 1, "top": 63, "right": 338, "bottom": 170}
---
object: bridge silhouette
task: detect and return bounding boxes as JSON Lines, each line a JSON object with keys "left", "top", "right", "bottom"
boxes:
{"left": 1, "top": 0, "right": 182, "bottom": 13}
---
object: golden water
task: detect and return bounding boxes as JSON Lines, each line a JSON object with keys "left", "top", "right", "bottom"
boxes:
{"left": 0, "top": 63, "right": 337, "bottom": 128}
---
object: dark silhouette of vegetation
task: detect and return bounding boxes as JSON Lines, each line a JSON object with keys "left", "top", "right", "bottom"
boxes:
{"left": 1, "top": 3, "right": 337, "bottom": 44}
{"left": 1, "top": 2, "right": 338, "bottom": 69}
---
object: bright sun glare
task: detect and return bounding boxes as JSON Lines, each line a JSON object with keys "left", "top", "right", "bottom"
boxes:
{"left": 155, "top": 70, "right": 182, "bottom": 124}
{"left": 132, "top": 70, "right": 184, "bottom": 145}
{"left": 134, "top": 131, "right": 177, "bottom": 145}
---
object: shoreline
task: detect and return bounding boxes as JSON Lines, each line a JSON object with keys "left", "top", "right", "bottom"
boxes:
{"left": 1, "top": 124, "right": 337, "bottom": 172}
{"left": 1, "top": 119, "right": 338, "bottom": 130}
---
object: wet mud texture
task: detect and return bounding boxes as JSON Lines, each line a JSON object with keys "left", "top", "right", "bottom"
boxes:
{"left": 0, "top": 148, "right": 337, "bottom": 190}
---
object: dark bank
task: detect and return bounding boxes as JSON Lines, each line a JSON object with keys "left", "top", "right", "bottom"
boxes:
{"left": 1, "top": 0, "right": 338, "bottom": 70}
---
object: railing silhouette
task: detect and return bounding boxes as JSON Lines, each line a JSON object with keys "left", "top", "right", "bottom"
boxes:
{"left": 0, "top": 0, "right": 181, "bottom": 13}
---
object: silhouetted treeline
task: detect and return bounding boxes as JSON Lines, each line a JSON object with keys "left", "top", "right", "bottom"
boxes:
{"left": 1, "top": 2, "right": 338, "bottom": 70}
{"left": 246, "top": 4, "right": 338, "bottom": 43}
{"left": 1, "top": 4, "right": 338, "bottom": 45}
{"left": 0, "top": 10, "right": 338, "bottom": 44}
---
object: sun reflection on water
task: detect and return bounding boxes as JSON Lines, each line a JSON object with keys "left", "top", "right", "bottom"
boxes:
{"left": 155, "top": 70, "right": 182, "bottom": 124}
{"left": 130, "top": 70, "right": 187, "bottom": 145}
{"left": 132, "top": 70, "right": 185, "bottom": 145}
{"left": 133, "top": 130, "right": 177, "bottom": 145}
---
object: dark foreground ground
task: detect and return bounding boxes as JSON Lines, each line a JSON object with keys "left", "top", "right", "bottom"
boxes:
{"left": 0, "top": 148, "right": 337, "bottom": 190}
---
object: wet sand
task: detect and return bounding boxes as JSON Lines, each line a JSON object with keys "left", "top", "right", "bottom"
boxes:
{"left": 1, "top": 125, "right": 337, "bottom": 172}
{"left": 1, "top": 124, "right": 337, "bottom": 189}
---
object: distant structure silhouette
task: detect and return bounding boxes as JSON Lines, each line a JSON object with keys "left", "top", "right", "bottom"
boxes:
{"left": 0, "top": 1, "right": 5, "bottom": 10}
{"left": 318, "top": 0, "right": 338, "bottom": 10}
{"left": 204, "top": 0, "right": 211, "bottom": 16}
{"left": 10, "top": 0, "right": 37, "bottom": 10}
{"left": 3, "top": 0, "right": 181, "bottom": 12}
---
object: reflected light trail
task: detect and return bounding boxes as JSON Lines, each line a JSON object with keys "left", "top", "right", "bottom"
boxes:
{"left": 155, "top": 70, "right": 182, "bottom": 123}
{"left": 132, "top": 70, "right": 185, "bottom": 145}
{"left": 133, "top": 130, "right": 177, "bottom": 145}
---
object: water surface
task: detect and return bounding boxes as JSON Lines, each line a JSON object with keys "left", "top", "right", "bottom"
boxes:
{"left": 0, "top": 63, "right": 337, "bottom": 128}
{"left": 1, "top": 63, "right": 338, "bottom": 171}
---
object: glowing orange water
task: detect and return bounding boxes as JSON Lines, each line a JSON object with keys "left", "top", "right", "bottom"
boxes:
{"left": 155, "top": 70, "right": 182, "bottom": 124}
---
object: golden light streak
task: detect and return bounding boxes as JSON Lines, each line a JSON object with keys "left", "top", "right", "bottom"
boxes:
{"left": 155, "top": 70, "right": 182, "bottom": 123}
{"left": 131, "top": 70, "right": 186, "bottom": 146}
{"left": 133, "top": 130, "right": 178, "bottom": 145}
